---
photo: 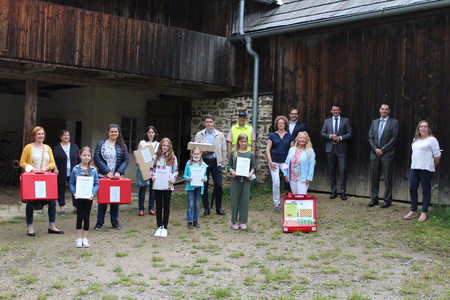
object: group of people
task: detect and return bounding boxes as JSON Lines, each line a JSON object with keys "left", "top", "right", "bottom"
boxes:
{"left": 18, "top": 104, "right": 441, "bottom": 245}
{"left": 267, "top": 104, "right": 441, "bottom": 223}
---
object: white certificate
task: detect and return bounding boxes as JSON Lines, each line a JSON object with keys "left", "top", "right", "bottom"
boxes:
{"left": 154, "top": 168, "right": 170, "bottom": 190}
{"left": 236, "top": 157, "right": 251, "bottom": 177}
{"left": 110, "top": 186, "right": 120, "bottom": 203}
{"left": 141, "top": 147, "right": 153, "bottom": 163}
{"left": 190, "top": 166, "right": 204, "bottom": 187}
{"left": 75, "top": 176, "right": 94, "bottom": 199}
{"left": 35, "top": 181, "right": 46, "bottom": 198}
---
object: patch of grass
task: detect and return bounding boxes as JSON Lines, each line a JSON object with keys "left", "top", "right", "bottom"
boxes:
{"left": 102, "top": 295, "right": 118, "bottom": 300}
{"left": 265, "top": 268, "right": 292, "bottom": 283}
{"left": 229, "top": 251, "right": 245, "bottom": 258}
{"left": 181, "top": 266, "right": 204, "bottom": 275}
{"left": 349, "top": 291, "right": 370, "bottom": 300}
{"left": 18, "top": 274, "right": 38, "bottom": 284}
{"left": 152, "top": 256, "right": 164, "bottom": 262}
{"left": 196, "top": 258, "right": 208, "bottom": 263}
{"left": 133, "top": 242, "right": 145, "bottom": 248}
{"left": 362, "top": 269, "right": 379, "bottom": 280}
{"left": 243, "top": 275, "right": 257, "bottom": 286}
{"left": 80, "top": 251, "right": 93, "bottom": 258}
{"left": 0, "top": 292, "right": 18, "bottom": 299}
{"left": 50, "top": 282, "right": 64, "bottom": 289}
{"left": 87, "top": 282, "right": 102, "bottom": 293}
{"left": 96, "top": 262, "right": 105, "bottom": 267}
{"left": 320, "top": 266, "right": 339, "bottom": 274}
{"left": 210, "top": 287, "right": 232, "bottom": 298}
{"left": 255, "top": 242, "right": 269, "bottom": 247}
{"left": 115, "top": 252, "right": 128, "bottom": 257}
{"left": 382, "top": 252, "right": 412, "bottom": 260}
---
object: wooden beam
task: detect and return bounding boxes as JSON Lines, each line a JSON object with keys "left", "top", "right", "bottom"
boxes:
{"left": 23, "top": 79, "right": 37, "bottom": 146}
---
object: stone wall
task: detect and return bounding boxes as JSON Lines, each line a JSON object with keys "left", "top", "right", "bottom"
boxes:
{"left": 191, "top": 95, "right": 274, "bottom": 184}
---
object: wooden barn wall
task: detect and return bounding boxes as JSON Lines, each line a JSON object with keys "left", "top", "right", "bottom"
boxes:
{"left": 257, "top": 11, "right": 449, "bottom": 203}
{"left": 39, "top": 0, "right": 234, "bottom": 37}
{"left": 0, "top": 0, "right": 232, "bottom": 86}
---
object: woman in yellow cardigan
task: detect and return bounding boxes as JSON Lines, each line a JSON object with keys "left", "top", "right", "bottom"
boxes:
{"left": 20, "top": 126, "right": 64, "bottom": 236}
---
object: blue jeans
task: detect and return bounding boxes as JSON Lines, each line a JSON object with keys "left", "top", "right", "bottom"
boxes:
{"left": 187, "top": 188, "right": 201, "bottom": 223}
{"left": 26, "top": 200, "right": 56, "bottom": 226}
{"left": 138, "top": 180, "right": 155, "bottom": 211}
{"left": 202, "top": 158, "right": 223, "bottom": 212}
{"left": 96, "top": 203, "right": 119, "bottom": 224}
{"left": 409, "top": 169, "right": 433, "bottom": 213}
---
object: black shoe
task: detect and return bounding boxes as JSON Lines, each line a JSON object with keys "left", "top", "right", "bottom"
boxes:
{"left": 94, "top": 222, "right": 104, "bottom": 231}
{"left": 329, "top": 193, "right": 337, "bottom": 199}
{"left": 203, "top": 209, "right": 210, "bottom": 216}
{"left": 381, "top": 201, "right": 391, "bottom": 208}
{"left": 112, "top": 223, "right": 122, "bottom": 229}
{"left": 216, "top": 209, "right": 225, "bottom": 215}
{"left": 368, "top": 199, "right": 379, "bottom": 207}
{"left": 340, "top": 194, "right": 347, "bottom": 200}
{"left": 187, "top": 222, "right": 194, "bottom": 229}
{"left": 193, "top": 221, "right": 200, "bottom": 228}
{"left": 27, "top": 232, "right": 36, "bottom": 237}
{"left": 48, "top": 228, "right": 64, "bottom": 234}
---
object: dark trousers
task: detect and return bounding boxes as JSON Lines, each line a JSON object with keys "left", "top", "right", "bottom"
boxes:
{"left": 76, "top": 199, "right": 93, "bottom": 231}
{"left": 155, "top": 190, "right": 172, "bottom": 228}
{"left": 202, "top": 158, "right": 223, "bottom": 212}
{"left": 57, "top": 177, "right": 76, "bottom": 207}
{"left": 370, "top": 157, "right": 394, "bottom": 201}
{"left": 138, "top": 180, "right": 155, "bottom": 211}
{"left": 96, "top": 203, "right": 119, "bottom": 224}
{"left": 326, "top": 145, "right": 347, "bottom": 194}
{"left": 409, "top": 169, "right": 433, "bottom": 213}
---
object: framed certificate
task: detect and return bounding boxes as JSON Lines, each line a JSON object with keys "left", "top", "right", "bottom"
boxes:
{"left": 190, "top": 166, "right": 204, "bottom": 187}
{"left": 154, "top": 168, "right": 170, "bottom": 190}
{"left": 235, "top": 157, "right": 250, "bottom": 177}
{"left": 75, "top": 176, "right": 94, "bottom": 199}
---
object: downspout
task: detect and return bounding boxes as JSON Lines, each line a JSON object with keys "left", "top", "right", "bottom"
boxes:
{"left": 238, "top": 0, "right": 259, "bottom": 134}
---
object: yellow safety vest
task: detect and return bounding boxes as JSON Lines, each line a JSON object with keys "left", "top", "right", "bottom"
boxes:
{"left": 231, "top": 123, "right": 253, "bottom": 151}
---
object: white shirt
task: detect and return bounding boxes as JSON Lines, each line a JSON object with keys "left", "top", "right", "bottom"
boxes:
{"left": 139, "top": 140, "right": 159, "bottom": 153}
{"left": 411, "top": 137, "right": 441, "bottom": 172}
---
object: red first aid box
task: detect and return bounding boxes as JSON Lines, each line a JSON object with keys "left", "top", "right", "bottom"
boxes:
{"left": 282, "top": 194, "right": 318, "bottom": 233}
{"left": 97, "top": 177, "right": 132, "bottom": 204}
{"left": 20, "top": 172, "right": 58, "bottom": 201}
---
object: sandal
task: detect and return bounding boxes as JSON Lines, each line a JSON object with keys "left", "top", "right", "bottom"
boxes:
{"left": 403, "top": 211, "right": 417, "bottom": 220}
{"left": 418, "top": 212, "right": 427, "bottom": 222}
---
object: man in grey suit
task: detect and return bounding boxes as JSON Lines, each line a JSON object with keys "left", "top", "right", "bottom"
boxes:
{"left": 320, "top": 104, "right": 353, "bottom": 200}
{"left": 367, "top": 104, "right": 399, "bottom": 208}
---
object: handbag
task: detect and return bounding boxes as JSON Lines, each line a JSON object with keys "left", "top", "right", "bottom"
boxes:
{"left": 135, "top": 169, "right": 150, "bottom": 187}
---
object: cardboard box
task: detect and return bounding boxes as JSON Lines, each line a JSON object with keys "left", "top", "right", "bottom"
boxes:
{"left": 97, "top": 177, "right": 132, "bottom": 204}
{"left": 187, "top": 142, "right": 215, "bottom": 152}
{"left": 133, "top": 145, "right": 154, "bottom": 181}
{"left": 20, "top": 172, "right": 58, "bottom": 201}
{"left": 282, "top": 194, "right": 318, "bottom": 233}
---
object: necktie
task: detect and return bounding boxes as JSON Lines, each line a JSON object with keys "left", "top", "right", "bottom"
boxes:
{"left": 378, "top": 119, "right": 385, "bottom": 144}
{"left": 334, "top": 117, "right": 338, "bottom": 135}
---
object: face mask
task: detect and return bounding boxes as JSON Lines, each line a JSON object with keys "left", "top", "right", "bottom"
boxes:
{"left": 192, "top": 157, "right": 201, "bottom": 162}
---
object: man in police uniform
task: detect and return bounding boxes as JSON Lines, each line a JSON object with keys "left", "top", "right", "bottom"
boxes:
{"left": 226, "top": 111, "right": 256, "bottom": 156}
{"left": 194, "top": 114, "right": 227, "bottom": 215}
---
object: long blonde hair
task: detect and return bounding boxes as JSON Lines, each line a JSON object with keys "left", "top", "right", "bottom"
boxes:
{"left": 233, "top": 133, "right": 248, "bottom": 161}
{"left": 156, "top": 137, "right": 175, "bottom": 166}
{"left": 412, "top": 120, "right": 433, "bottom": 143}
{"left": 295, "top": 131, "right": 314, "bottom": 159}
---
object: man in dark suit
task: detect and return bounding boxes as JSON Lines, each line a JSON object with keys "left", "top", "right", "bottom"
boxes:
{"left": 288, "top": 108, "right": 307, "bottom": 140}
{"left": 367, "top": 104, "right": 399, "bottom": 208}
{"left": 320, "top": 104, "right": 353, "bottom": 200}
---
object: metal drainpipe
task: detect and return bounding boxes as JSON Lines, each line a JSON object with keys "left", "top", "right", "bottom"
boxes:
{"left": 239, "top": 0, "right": 259, "bottom": 135}
{"left": 239, "top": 0, "right": 259, "bottom": 133}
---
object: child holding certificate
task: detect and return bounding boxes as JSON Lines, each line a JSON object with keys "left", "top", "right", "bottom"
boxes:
{"left": 183, "top": 147, "right": 208, "bottom": 229}
{"left": 150, "top": 138, "right": 179, "bottom": 238}
{"left": 69, "top": 147, "right": 99, "bottom": 248}
{"left": 226, "top": 133, "right": 255, "bottom": 230}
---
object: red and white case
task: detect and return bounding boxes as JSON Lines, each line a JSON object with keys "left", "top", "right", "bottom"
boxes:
{"left": 20, "top": 172, "right": 58, "bottom": 201}
{"left": 282, "top": 194, "right": 318, "bottom": 233}
{"left": 97, "top": 177, "right": 132, "bottom": 204}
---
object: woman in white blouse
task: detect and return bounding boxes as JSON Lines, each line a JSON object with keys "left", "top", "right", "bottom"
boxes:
{"left": 403, "top": 120, "right": 441, "bottom": 222}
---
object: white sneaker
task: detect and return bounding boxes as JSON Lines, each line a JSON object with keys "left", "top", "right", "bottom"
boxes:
{"left": 160, "top": 227, "right": 168, "bottom": 238}
{"left": 76, "top": 238, "right": 83, "bottom": 248}
{"left": 154, "top": 226, "right": 163, "bottom": 237}
{"left": 82, "top": 238, "right": 90, "bottom": 248}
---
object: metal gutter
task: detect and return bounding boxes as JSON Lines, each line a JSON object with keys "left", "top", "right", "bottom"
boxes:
{"left": 239, "top": 0, "right": 260, "bottom": 134}
{"left": 230, "top": 0, "right": 450, "bottom": 41}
